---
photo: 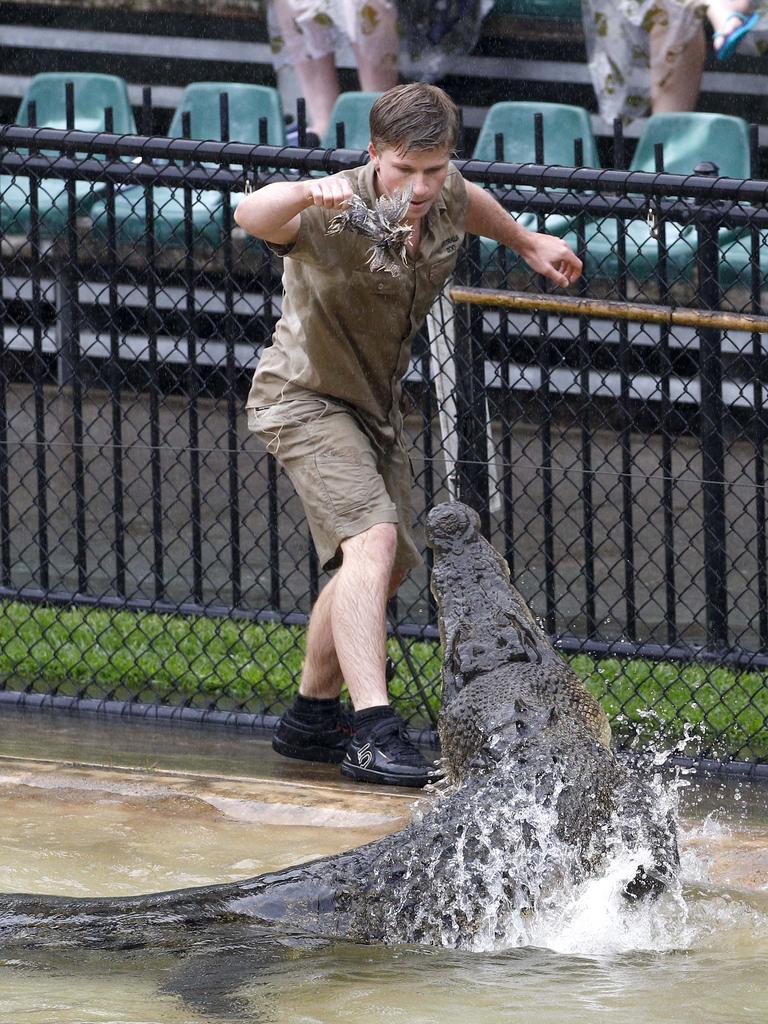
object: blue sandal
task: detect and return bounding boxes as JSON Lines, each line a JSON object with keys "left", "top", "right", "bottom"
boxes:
{"left": 713, "top": 10, "right": 760, "bottom": 62}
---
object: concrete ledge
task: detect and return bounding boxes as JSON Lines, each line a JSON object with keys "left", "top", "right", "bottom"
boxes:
{"left": 2, "top": 689, "right": 767, "bottom": 777}
{"left": 0, "top": 688, "right": 440, "bottom": 748}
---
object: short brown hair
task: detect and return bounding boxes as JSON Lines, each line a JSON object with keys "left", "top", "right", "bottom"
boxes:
{"left": 369, "top": 84, "right": 460, "bottom": 154}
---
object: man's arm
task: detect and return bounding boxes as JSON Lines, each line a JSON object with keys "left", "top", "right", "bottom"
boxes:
{"left": 234, "top": 172, "right": 355, "bottom": 246}
{"left": 463, "top": 180, "right": 582, "bottom": 288}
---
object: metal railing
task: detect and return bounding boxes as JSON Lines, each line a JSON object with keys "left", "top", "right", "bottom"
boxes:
{"left": 2, "top": 110, "right": 768, "bottom": 765}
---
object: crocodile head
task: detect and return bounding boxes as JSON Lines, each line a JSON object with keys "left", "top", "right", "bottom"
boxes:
{"left": 425, "top": 500, "right": 612, "bottom": 783}
{"left": 425, "top": 502, "right": 558, "bottom": 700}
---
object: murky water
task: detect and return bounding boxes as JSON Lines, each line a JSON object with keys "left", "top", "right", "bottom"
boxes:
{"left": 0, "top": 710, "right": 766, "bottom": 1024}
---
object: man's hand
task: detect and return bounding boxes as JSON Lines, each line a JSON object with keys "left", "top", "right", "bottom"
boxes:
{"left": 304, "top": 173, "right": 355, "bottom": 210}
{"left": 235, "top": 172, "right": 355, "bottom": 247}
{"left": 463, "top": 180, "right": 583, "bottom": 288}
{"left": 516, "top": 232, "right": 583, "bottom": 289}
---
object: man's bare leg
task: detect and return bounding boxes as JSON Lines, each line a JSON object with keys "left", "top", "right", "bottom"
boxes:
{"left": 331, "top": 524, "right": 401, "bottom": 709}
{"left": 298, "top": 575, "right": 344, "bottom": 699}
{"left": 333, "top": 523, "right": 434, "bottom": 785}
{"left": 272, "top": 579, "right": 350, "bottom": 761}
{"left": 300, "top": 523, "right": 397, "bottom": 707}
{"left": 279, "top": 522, "right": 432, "bottom": 784}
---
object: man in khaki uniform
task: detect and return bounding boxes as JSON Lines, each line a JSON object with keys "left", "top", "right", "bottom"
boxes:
{"left": 235, "top": 84, "right": 581, "bottom": 787}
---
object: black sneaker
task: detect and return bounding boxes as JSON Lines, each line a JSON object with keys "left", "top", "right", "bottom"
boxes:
{"left": 272, "top": 705, "right": 353, "bottom": 764}
{"left": 341, "top": 716, "right": 439, "bottom": 788}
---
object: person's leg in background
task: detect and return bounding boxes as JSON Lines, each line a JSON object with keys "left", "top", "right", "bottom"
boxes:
{"left": 649, "top": 17, "right": 706, "bottom": 113}
{"left": 649, "top": 0, "right": 757, "bottom": 113}
{"left": 707, "top": 0, "right": 758, "bottom": 60}
{"left": 267, "top": 0, "right": 400, "bottom": 143}
{"left": 267, "top": 0, "right": 340, "bottom": 143}
{"left": 346, "top": 0, "right": 400, "bottom": 92}
{"left": 582, "top": 0, "right": 738, "bottom": 123}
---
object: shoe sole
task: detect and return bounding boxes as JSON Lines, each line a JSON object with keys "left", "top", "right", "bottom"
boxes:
{"left": 272, "top": 735, "right": 348, "bottom": 765}
{"left": 340, "top": 760, "right": 437, "bottom": 788}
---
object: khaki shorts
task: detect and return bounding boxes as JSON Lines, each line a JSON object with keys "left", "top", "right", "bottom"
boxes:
{"left": 247, "top": 396, "right": 421, "bottom": 574}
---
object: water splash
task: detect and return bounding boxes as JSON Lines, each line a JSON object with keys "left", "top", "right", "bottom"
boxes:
{"left": 366, "top": 733, "right": 768, "bottom": 958}
{"left": 364, "top": 753, "right": 677, "bottom": 952}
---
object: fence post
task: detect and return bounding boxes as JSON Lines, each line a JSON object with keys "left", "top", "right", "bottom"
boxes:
{"left": 219, "top": 92, "right": 243, "bottom": 610}
{"left": 746, "top": 123, "right": 768, "bottom": 648}
{"left": 55, "top": 81, "right": 88, "bottom": 593}
{"left": 454, "top": 236, "right": 490, "bottom": 533}
{"left": 695, "top": 160, "right": 728, "bottom": 650}
{"left": 141, "top": 87, "right": 165, "bottom": 603}
{"left": 0, "top": 143, "right": 9, "bottom": 588}
{"left": 613, "top": 117, "right": 636, "bottom": 641}
{"left": 654, "top": 142, "right": 678, "bottom": 645}
{"left": 54, "top": 84, "right": 79, "bottom": 392}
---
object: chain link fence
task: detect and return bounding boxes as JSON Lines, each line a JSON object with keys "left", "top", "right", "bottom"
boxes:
{"left": 2, "top": 99, "right": 768, "bottom": 765}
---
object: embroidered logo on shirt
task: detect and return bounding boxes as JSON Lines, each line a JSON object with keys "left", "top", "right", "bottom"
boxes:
{"left": 438, "top": 235, "right": 460, "bottom": 255}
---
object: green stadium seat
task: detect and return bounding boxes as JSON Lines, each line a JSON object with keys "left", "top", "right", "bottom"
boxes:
{"left": 630, "top": 113, "right": 750, "bottom": 178}
{"left": 166, "top": 82, "right": 285, "bottom": 147}
{"left": 472, "top": 101, "right": 600, "bottom": 273}
{"left": 668, "top": 114, "right": 762, "bottom": 291}
{"left": 90, "top": 82, "right": 285, "bottom": 248}
{"left": 474, "top": 101, "right": 599, "bottom": 169}
{"left": 321, "top": 91, "right": 380, "bottom": 150}
{"left": 1, "top": 73, "right": 135, "bottom": 238}
{"left": 572, "top": 112, "right": 751, "bottom": 284}
{"left": 16, "top": 72, "right": 135, "bottom": 135}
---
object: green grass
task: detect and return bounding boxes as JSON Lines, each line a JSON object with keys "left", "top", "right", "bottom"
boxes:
{"left": 0, "top": 601, "right": 306, "bottom": 711}
{"left": 572, "top": 654, "right": 768, "bottom": 761}
{"left": 0, "top": 600, "right": 765, "bottom": 761}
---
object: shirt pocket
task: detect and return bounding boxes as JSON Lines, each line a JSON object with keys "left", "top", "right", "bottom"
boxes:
{"left": 426, "top": 252, "right": 459, "bottom": 290}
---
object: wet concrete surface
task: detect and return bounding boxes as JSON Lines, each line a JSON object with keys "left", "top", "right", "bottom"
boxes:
{"left": 0, "top": 703, "right": 421, "bottom": 801}
{"left": 1, "top": 707, "right": 767, "bottom": 1024}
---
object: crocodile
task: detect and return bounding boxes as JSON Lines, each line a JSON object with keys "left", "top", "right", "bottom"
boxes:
{"left": 0, "top": 501, "right": 678, "bottom": 953}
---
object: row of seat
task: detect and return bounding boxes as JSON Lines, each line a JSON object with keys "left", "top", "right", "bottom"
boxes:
{"left": 475, "top": 103, "right": 755, "bottom": 289}
{"left": 1, "top": 73, "right": 379, "bottom": 244}
{"left": 0, "top": 72, "right": 762, "bottom": 288}
{"left": 1, "top": 74, "right": 286, "bottom": 242}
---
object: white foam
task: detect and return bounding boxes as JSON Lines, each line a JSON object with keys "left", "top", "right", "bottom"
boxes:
{"left": 385, "top": 749, "right": 768, "bottom": 957}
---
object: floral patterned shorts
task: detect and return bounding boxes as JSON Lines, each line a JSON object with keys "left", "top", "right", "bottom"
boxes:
{"left": 267, "top": 0, "right": 398, "bottom": 69}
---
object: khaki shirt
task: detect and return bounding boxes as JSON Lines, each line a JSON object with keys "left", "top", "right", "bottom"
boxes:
{"left": 246, "top": 160, "right": 468, "bottom": 435}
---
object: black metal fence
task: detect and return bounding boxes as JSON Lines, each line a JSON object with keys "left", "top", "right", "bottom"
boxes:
{"left": 2, "top": 102, "right": 768, "bottom": 765}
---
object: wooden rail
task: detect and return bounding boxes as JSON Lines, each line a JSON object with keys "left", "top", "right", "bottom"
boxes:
{"left": 449, "top": 286, "right": 768, "bottom": 334}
